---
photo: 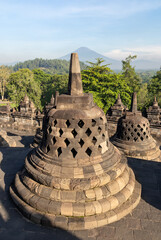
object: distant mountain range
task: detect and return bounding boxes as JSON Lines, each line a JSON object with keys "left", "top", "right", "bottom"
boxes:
{"left": 2, "top": 47, "right": 160, "bottom": 70}
{"left": 60, "top": 47, "right": 160, "bottom": 70}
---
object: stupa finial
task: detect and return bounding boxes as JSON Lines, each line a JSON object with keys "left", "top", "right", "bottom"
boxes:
{"left": 50, "top": 94, "right": 54, "bottom": 104}
{"left": 68, "top": 53, "right": 83, "bottom": 96}
{"left": 131, "top": 92, "right": 137, "bottom": 113}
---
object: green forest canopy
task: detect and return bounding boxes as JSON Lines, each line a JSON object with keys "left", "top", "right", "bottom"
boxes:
{"left": 0, "top": 56, "right": 160, "bottom": 112}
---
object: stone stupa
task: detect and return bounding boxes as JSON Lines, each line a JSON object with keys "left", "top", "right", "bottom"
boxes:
{"left": 112, "top": 93, "right": 161, "bottom": 161}
{"left": 10, "top": 53, "right": 141, "bottom": 230}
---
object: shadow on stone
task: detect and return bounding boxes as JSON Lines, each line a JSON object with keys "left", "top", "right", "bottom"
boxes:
{"left": 128, "top": 157, "right": 161, "bottom": 210}
{"left": 0, "top": 146, "right": 80, "bottom": 240}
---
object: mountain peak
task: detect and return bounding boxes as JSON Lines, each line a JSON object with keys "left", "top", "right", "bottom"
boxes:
{"left": 60, "top": 47, "right": 121, "bottom": 69}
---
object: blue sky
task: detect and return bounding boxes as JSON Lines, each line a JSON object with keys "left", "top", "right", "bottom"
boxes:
{"left": 1, "top": 0, "right": 161, "bottom": 63}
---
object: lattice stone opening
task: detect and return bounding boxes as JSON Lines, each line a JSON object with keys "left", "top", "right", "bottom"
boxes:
{"left": 141, "top": 128, "right": 143, "bottom": 132}
{"left": 98, "top": 127, "right": 102, "bottom": 134}
{"left": 137, "top": 132, "right": 140, "bottom": 136}
{"left": 78, "top": 120, "right": 84, "bottom": 128}
{"left": 146, "top": 136, "right": 148, "bottom": 139}
{"left": 54, "top": 120, "right": 57, "bottom": 126}
{"left": 137, "top": 124, "right": 140, "bottom": 128}
{"left": 143, "top": 124, "right": 145, "bottom": 127}
{"left": 131, "top": 132, "right": 134, "bottom": 137}
{"left": 72, "top": 129, "right": 77, "bottom": 138}
{"left": 57, "top": 147, "right": 62, "bottom": 157}
{"left": 92, "top": 119, "right": 96, "bottom": 127}
{"left": 127, "top": 136, "right": 130, "bottom": 140}
{"left": 47, "top": 145, "right": 50, "bottom": 153}
{"left": 128, "top": 128, "right": 130, "bottom": 131}
{"left": 134, "top": 137, "right": 138, "bottom": 142}
{"left": 134, "top": 128, "right": 137, "bottom": 132}
{"left": 143, "top": 132, "right": 146, "bottom": 135}
{"left": 85, "top": 128, "right": 92, "bottom": 137}
{"left": 66, "top": 120, "right": 71, "bottom": 128}
{"left": 92, "top": 137, "right": 97, "bottom": 145}
{"left": 102, "top": 133, "right": 105, "bottom": 140}
{"left": 140, "top": 137, "right": 143, "bottom": 141}
{"left": 59, "top": 128, "right": 63, "bottom": 137}
{"left": 53, "top": 136, "right": 56, "bottom": 145}
{"left": 49, "top": 126, "right": 52, "bottom": 133}
{"left": 79, "top": 139, "right": 84, "bottom": 147}
{"left": 86, "top": 147, "right": 92, "bottom": 156}
{"left": 98, "top": 145, "right": 102, "bottom": 153}
{"left": 71, "top": 148, "right": 77, "bottom": 158}
{"left": 131, "top": 124, "right": 134, "bottom": 128}
{"left": 64, "top": 138, "right": 70, "bottom": 147}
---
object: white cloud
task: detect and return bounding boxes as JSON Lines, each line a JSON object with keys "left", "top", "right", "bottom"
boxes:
{"left": 104, "top": 46, "right": 161, "bottom": 61}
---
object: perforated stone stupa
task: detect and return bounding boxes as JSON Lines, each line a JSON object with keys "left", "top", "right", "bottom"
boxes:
{"left": 10, "top": 53, "right": 141, "bottom": 230}
{"left": 112, "top": 93, "right": 161, "bottom": 161}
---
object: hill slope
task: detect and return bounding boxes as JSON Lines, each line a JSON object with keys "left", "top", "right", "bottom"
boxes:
{"left": 13, "top": 58, "right": 87, "bottom": 75}
{"left": 60, "top": 47, "right": 121, "bottom": 69}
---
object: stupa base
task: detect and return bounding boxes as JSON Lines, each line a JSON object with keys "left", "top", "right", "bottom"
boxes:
{"left": 112, "top": 137, "right": 161, "bottom": 162}
{"left": 10, "top": 180, "right": 141, "bottom": 230}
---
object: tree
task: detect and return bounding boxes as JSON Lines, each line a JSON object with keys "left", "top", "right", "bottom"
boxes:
{"left": 82, "top": 60, "right": 132, "bottom": 112}
{"left": 7, "top": 69, "right": 42, "bottom": 109}
{"left": 122, "top": 55, "right": 142, "bottom": 93}
{"left": 0, "top": 65, "right": 11, "bottom": 100}
{"left": 148, "top": 68, "right": 161, "bottom": 106}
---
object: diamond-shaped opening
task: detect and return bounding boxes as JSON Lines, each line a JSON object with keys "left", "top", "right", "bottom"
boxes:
{"left": 127, "top": 136, "right": 130, "bottom": 140}
{"left": 143, "top": 124, "right": 145, "bottom": 127}
{"left": 100, "top": 117, "right": 103, "bottom": 121}
{"left": 131, "top": 132, "right": 134, "bottom": 137}
{"left": 59, "top": 128, "right": 63, "bottom": 137}
{"left": 85, "top": 128, "right": 92, "bottom": 136}
{"left": 137, "top": 132, "right": 140, "bottom": 136}
{"left": 49, "top": 126, "right": 52, "bottom": 133}
{"left": 128, "top": 128, "right": 130, "bottom": 131}
{"left": 137, "top": 124, "right": 140, "bottom": 128}
{"left": 71, "top": 148, "right": 77, "bottom": 158}
{"left": 47, "top": 145, "right": 50, "bottom": 153}
{"left": 54, "top": 119, "right": 57, "bottom": 126}
{"left": 72, "top": 129, "right": 77, "bottom": 138}
{"left": 134, "top": 128, "right": 137, "bottom": 132}
{"left": 124, "top": 132, "right": 127, "bottom": 135}
{"left": 140, "top": 136, "right": 144, "bottom": 141}
{"left": 79, "top": 138, "right": 84, "bottom": 147}
{"left": 78, "top": 120, "right": 84, "bottom": 128}
{"left": 131, "top": 124, "right": 134, "bottom": 128}
{"left": 98, "top": 145, "right": 102, "bottom": 153}
{"left": 134, "top": 137, "right": 138, "bottom": 142}
{"left": 146, "top": 136, "right": 148, "bottom": 139}
{"left": 143, "top": 132, "right": 146, "bottom": 135}
{"left": 92, "top": 119, "right": 96, "bottom": 127}
{"left": 98, "top": 127, "right": 102, "bottom": 134}
{"left": 126, "top": 124, "right": 128, "bottom": 127}
{"left": 57, "top": 147, "right": 62, "bottom": 157}
{"left": 102, "top": 133, "right": 105, "bottom": 140}
{"left": 64, "top": 138, "right": 70, "bottom": 147}
{"left": 141, "top": 128, "right": 143, "bottom": 132}
{"left": 92, "top": 136, "right": 97, "bottom": 145}
{"left": 53, "top": 136, "right": 57, "bottom": 145}
{"left": 66, "top": 120, "right": 71, "bottom": 128}
{"left": 86, "top": 147, "right": 92, "bottom": 156}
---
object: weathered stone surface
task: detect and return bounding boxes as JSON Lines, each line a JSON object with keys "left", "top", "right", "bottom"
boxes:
{"left": 112, "top": 93, "right": 161, "bottom": 162}
{"left": 10, "top": 53, "right": 141, "bottom": 230}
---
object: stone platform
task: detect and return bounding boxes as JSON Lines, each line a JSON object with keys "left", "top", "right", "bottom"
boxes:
{"left": 0, "top": 131, "right": 161, "bottom": 239}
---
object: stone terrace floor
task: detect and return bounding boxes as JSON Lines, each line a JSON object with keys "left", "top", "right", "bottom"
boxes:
{"left": 0, "top": 130, "right": 161, "bottom": 240}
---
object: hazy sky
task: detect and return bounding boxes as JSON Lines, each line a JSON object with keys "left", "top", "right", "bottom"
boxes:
{"left": 1, "top": 0, "right": 161, "bottom": 63}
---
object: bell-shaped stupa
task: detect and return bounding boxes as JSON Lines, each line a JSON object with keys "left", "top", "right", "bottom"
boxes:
{"left": 112, "top": 93, "right": 161, "bottom": 161}
{"left": 10, "top": 53, "right": 141, "bottom": 230}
